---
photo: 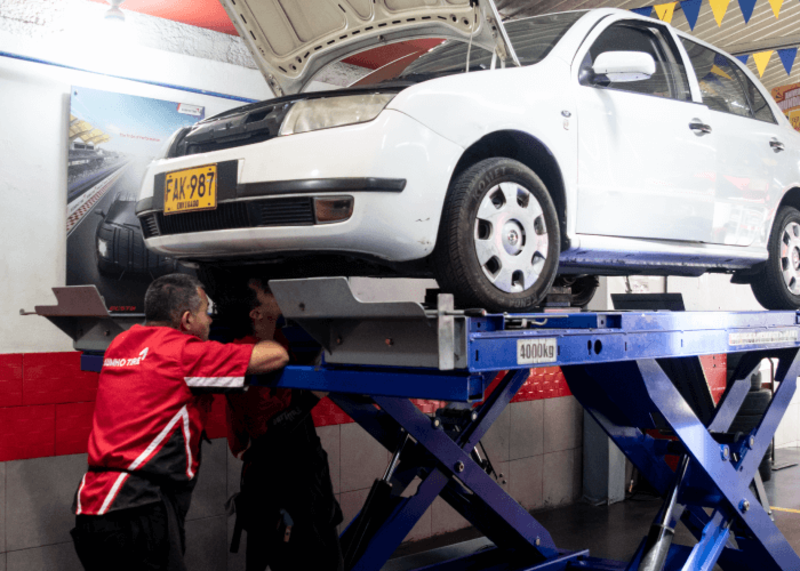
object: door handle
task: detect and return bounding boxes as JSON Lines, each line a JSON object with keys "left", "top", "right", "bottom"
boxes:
{"left": 689, "top": 119, "right": 712, "bottom": 135}
{"left": 770, "top": 138, "right": 785, "bottom": 153}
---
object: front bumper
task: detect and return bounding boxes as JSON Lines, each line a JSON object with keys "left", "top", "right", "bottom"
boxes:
{"left": 137, "top": 110, "right": 463, "bottom": 263}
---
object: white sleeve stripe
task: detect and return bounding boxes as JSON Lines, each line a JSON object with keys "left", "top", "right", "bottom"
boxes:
{"left": 184, "top": 376, "right": 246, "bottom": 388}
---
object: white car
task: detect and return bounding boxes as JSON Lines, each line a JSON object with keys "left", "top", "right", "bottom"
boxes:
{"left": 136, "top": 1, "right": 800, "bottom": 312}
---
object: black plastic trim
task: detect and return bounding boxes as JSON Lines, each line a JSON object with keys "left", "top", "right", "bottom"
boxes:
{"left": 237, "top": 177, "right": 406, "bottom": 197}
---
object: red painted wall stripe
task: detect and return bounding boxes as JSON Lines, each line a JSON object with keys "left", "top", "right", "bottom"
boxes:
{"left": 0, "top": 351, "right": 728, "bottom": 462}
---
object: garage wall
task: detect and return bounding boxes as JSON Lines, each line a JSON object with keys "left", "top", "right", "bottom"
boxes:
{"left": 0, "top": 9, "right": 585, "bottom": 571}
{"left": 598, "top": 275, "right": 800, "bottom": 451}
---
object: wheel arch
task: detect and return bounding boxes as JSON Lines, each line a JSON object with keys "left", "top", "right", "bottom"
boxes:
{"left": 776, "top": 187, "right": 800, "bottom": 215}
{"left": 450, "top": 130, "right": 569, "bottom": 250}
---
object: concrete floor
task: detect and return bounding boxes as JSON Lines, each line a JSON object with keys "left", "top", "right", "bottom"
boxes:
{"left": 385, "top": 448, "right": 800, "bottom": 570}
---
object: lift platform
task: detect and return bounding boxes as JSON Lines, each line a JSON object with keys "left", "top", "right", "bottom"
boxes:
{"left": 34, "top": 278, "right": 800, "bottom": 571}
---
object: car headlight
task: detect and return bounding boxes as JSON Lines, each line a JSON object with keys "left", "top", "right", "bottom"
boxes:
{"left": 279, "top": 94, "right": 395, "bottom": 136}
{"left": 97, "top": 238, "right": 110, "bottom": 258}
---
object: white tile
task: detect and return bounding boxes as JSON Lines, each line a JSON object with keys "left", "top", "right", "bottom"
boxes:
{"left": 340, "top": 488, "right": 370, "bottom": 532}
{"left": 187, "top": 438, "right": 228, "bottom": 521}
{"left": 340, "top": 423, "right": 389, "bottom": 493}
{"left": 481, "top": 404, "right": 510, "bottom": 463}
{"left": 318, "top": 424, "right": 341, "bottom": 495}
{"left": 184, "top": 516, "right": 228, "bottom": 571}
{"left": 6, "top": 454, "right": 87, "bottom": 551}
{"left": 227, "top": 449, "right": 243, "bottom": 499}
{"left": 543, "top": 396, "right": 583, "bottom": 453}
{"left": 543, "top": 449, "right": 582, "bottom": 508}
{"left": 509, "top": 400, "right": 544, "bottom": 460}
{"left": 508, "top": 455, "right": 544, "bottom": 511}
{"left": 6, "top": 542, "right": 81, "bottom": 571}
{"left": 431, "top": 496, "right": 470, "bottom": 536}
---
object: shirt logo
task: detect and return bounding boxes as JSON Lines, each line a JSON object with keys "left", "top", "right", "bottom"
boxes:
{"left": 104, "top": 348, "right": 149, "bottom": 368}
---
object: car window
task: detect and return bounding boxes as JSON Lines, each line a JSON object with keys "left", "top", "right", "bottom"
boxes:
{"left": 680, "top": 39, "right": 775, "bottom": 123}
{"left": 580, "top": 22, "right": 691, "bottom": 101}
{"left": 398, "top": 11, "right": 585, "bottom": 80}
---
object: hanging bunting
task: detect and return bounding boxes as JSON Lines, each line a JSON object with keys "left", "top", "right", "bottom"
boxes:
{"left": 735, "top": 54, "right": 750, "bottom": 64}
{"left": 654, "top": 2, "right": 677, "bottom": 22}
{"left": 680, "top": 0, "right": 703, "bottom": 30}
{"left": 778, "top": 48, "right": 797, "bottom": 75}
{"left": 710, "top": 64, "right": 733, "bottom": 80}
{"left": 767, "top": 0, "right": 783, "bottom": 18}
{"left": 631, "top": 6, "right": 654, "bottom": 17}
{"left": 708, "top": 0, "right": 731, "bottom": 26}
{"left": 752, "top": 50, "right": 774, "bottom": 77}
{"left": 738, "top": 0, "right": 757, "bottom": 23}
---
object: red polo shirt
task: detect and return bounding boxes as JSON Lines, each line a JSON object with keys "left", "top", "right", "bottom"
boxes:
{"left": 74, "top": 324, "right": 253, "bottom": 516}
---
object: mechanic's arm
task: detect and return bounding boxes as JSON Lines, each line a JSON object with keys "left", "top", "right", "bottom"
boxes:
{"left": 246, "top": 340, "right": 289, "bottom": 374}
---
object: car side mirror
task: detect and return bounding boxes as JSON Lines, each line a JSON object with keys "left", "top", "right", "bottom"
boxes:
{"left": 591, "top": 51, "right": 655, "bottom": 85}
{"left": 95, "top": 210, "right": 106, "bottom": 218}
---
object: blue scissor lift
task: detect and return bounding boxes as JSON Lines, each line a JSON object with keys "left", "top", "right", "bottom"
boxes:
{"left": 35, "top": 278, "right": 800, "bottom": 571}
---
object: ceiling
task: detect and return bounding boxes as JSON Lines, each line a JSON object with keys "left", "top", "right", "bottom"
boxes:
{"left": 88, "top": 0, "right": 800, "bottom": 90}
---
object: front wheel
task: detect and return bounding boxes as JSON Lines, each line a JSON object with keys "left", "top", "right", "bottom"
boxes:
{"left": 433, "top": 158, "right": 560, "bottom": 313}
{"left": 750, "top": 205, "right": 800, "bottom": 309}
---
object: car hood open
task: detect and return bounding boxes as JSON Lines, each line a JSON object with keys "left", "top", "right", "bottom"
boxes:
{"left": 219, "top": 0, "right": 519, "bottom": 96}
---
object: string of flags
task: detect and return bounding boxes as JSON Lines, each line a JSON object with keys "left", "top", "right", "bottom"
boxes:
{"left": 630, "top": 0, "right": 798, "bottom": 77}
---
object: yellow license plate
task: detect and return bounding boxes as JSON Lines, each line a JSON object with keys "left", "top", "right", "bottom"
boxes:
{"left": 164, "top": 164, "right": 217, "bottom": 215}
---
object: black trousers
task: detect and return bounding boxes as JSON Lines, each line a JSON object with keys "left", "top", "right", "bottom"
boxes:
{"left": 71, "top": 500, "right": 186, "bottom": 571}
{"left": 238, "top": 420, "right": 344, "bottom": 571}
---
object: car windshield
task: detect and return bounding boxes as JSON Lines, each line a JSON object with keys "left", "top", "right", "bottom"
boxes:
{"left": 393, "top": 11, "right": 586, "bottom": 82}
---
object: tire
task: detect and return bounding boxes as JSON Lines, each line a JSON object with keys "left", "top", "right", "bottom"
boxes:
{"left": 750, "top": 371, "right": 763, "bottom": 391}
{"left": 738, "top": 389, "right": 772, "bottom": 415}
{"left": 433, "top": 158, "right": 560, "bottom": 312}
{"left": 750, "top": 205, "right": 800, "bottom": 309}
{"left": 759, "top": 442, "right": 774, "bottom": 482}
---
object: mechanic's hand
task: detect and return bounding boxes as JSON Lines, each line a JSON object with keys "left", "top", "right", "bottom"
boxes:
{"left": 311, "top": 390, "right": 329, "bottom": 400}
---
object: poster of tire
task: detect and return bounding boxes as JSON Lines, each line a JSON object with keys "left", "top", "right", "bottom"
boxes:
{"left": 772, "top": 82, "right": 800, "bottom": 132}
{"left": 66, "top": 86, "right": 205, "bottom": 313}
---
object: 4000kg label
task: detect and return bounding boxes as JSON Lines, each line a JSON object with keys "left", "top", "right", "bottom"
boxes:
{"left": 517, "top": 338, "right": 557, "bottom": 365}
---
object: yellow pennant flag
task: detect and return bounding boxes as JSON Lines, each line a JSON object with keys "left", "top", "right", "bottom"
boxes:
{"left": 708, "top": 0, "right": 730, "bottom": 26}
{"left": 654, "top": 2, "right": 677, "bottom": 23}
{"left": 768, "top": 0, "right": 783, "bottom": 18}
{"left": 752, "top": 50, "right": 773, "bottom": 77}
{"left": 710, "top": 64, "right": 732, "bottom": 80}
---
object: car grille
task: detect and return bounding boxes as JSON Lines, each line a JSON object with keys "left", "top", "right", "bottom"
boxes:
{"left": 139, "top": 197, "right": 315, "bottom": 238}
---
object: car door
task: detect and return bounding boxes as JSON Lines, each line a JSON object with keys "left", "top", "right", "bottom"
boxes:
{"left": 679, "top": 38, "right": 779, "bottom": 247}
{"left": 574, "top": 19, "right": 716, "bottom": 243}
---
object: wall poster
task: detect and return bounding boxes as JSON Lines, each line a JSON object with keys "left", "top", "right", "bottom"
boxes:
{"left": 772, "top": 82, "right": 800, "bottom": 132}
{"left": 66, "top": 86, "right": 205, "bottom": 313}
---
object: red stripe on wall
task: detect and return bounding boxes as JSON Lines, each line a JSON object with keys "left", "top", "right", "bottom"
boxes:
{"left": 23, "top": 352, "right": 99, "bottom": 405}
{"left": 0, "top": 351, "right": 728, "bottom": 462}
{"left": 56, "top": 401, "right": 96, "bottom": 456}
{"left": 0, "top": 353, "right": 23, "bottom": 407}
{"left": 0, "top": 403, "right": 56, "bottom": 461}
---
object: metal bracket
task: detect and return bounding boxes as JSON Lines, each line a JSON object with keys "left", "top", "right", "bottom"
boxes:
{"left": 269, "top": 277, "right": 466, "bottom": 370}
{"left": 30, "top": 285, "right": 141, "bottom": 352}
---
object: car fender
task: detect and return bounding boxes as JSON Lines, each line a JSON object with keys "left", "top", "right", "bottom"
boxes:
{"left": 386, "top": 57, "right": 578, "bottom": 244}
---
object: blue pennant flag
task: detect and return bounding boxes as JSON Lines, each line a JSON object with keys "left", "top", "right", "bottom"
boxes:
{"left": 631, "top": 6, "right": 654, "bottom": 17}
{"left": 738, "top": 0, "right": 757, "bottom": 23}
{"left": 735, "top": 54, "right": 749, "bottom": 65}
{"left": 778, "top": 48, "right": 798, "bottom": 75}
{"left": 680, "top": 0, "right": 702, "bottom": 30}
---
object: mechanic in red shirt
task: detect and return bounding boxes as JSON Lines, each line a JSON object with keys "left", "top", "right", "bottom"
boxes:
{"left": 223, "top": 277, "right": 343, "bottom": 571}
{"left": 70, "top": 273, "right": 289, "bottom": 571}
